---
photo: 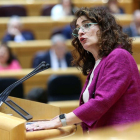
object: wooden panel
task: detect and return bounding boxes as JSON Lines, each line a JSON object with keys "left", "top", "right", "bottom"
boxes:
{"left": 49, "top": 100, "right": 79, "bottom": 113}
{"left": 132, "top": 0, "right": 140, "bottom": 11}
{"left": 0, "top": 129, "right": 9, "bottom": 140}
{"left": 1, "top": 97, "right": 60, "bottom": 120}
{"left": 0, "top": 112, "right": 26, "bottom": 140}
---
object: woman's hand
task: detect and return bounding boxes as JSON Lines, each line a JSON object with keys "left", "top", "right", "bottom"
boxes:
{"left": 26, "top": 112, "right": 82, "bottom": 131}
{"left": 26, "top": 119, "right": 62, "bottom": 131}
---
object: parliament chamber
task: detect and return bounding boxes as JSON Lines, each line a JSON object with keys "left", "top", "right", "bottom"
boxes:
{"left": 0, "top": 14, "right": 133, "bottom": 40}
{"left": 7, "top": 38, "right": 140, "bottom": 68}
{"left": 0, "top": 0, "right": 140, "bottom": 140}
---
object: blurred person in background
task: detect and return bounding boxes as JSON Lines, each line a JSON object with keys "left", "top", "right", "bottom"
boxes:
{"left": 106, "top": 0, "right": 125, "bottom": 14}
{"left": 32, "top": 34, "right": 73, "bottom": 69}
{"left": 2, "top": 16, "right": 35, "bottom": 42}
{"left": 0, "top": 42, "right": 21, "bottom": 70}
{"left": 123, "top": 10, "right": 140, "bottom": 37}
{"left": 51, "top": 0, "right": 78, "bottom": 20}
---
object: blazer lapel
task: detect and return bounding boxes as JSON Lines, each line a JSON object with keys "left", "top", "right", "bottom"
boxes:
{"left": 88, "top": 57, "right": 105, "bottom": 99}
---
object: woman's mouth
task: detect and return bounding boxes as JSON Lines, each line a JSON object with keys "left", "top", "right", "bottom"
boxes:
{"left": 80, "top": 37, "right": 87, "bottom": 43}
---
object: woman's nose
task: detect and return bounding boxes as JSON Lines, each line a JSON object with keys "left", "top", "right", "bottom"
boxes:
{"left": 78, "top": 28, "right": 85, "bottom": 36}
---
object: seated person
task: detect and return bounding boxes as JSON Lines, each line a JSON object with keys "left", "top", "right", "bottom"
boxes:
{"left": 0, "top": 42, "right": 21, "bottom": 70}
{"left": 2, "top": 16, "right": 35, "bottom": 42}
{"left": 51, "top": 0, "right": 78, "bottom": 20}
{"left": 32, "top": 34, "right": 73, "bottom": 69}
{"left": 123, "top": 10, "right": 140, "bottom": 37}
{"left": 106, "top": 0, "right": 125, "bottom": 14}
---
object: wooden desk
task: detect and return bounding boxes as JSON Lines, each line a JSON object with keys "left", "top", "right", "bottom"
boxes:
{"left": 0, "top": 97, "right": 77, "bottom": 140}
{"left": 8, "top": 37, "right": 140, "bottom": 68}
{"left": 49, "top": 100, "right": 79, "bottom": 113}
{"left": 0, "top": 68, "right": 87, "bottom": 95}
{"left": 0, "top": 0, "right": 133, "bottom": 16}
{"left": 0, "top": 15, "right": 132, "bottom": 40}
{"left": 132, "top": 0, "right": 140, "bottom": 12}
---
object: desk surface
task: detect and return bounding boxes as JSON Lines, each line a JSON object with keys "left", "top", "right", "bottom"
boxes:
{"left": 26, "top": 125, "right": 77, "bottom": 140}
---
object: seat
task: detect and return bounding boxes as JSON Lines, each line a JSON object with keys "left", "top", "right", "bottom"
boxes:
{"left": 0, "top": 78, "right": 24, "bottom": 98}
{"left": 0, "top": 5, "right": 27, "bottom": 17}
{"left": 26, "top": 87, "right": 48, "bottom": 103}
{"left": 47, "top": 75, "right": 82, "bottom": 101}
{"left": 41, "top": 5, "right": 55, "bottom": 16}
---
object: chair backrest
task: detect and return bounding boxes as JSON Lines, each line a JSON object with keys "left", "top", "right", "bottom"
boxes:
{"left": 47, "top": 75, "right": 82, "bottom": 101}
{"left": 26, "top": 87, "right": 48, "bottom": 103}
{"left": 0, "top": 5, "right": 27, "bottom": 17}
{"left": 0, "top": 78, "right": 24, "bottom": 98}
{"left": 41, "top": 5, "right": 55, "bottom": 16}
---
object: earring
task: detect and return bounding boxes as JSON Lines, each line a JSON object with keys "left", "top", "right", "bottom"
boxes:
{"left": 87, "top": 51, "right": 89, "bottom": 54}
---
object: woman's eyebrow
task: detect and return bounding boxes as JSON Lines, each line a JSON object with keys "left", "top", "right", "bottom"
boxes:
{"left": 76, "top": 20, "right": 90, "bottom": 28}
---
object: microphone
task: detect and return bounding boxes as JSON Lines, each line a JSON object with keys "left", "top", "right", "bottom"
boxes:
{"left": 0, "top": 61, "right": 50, "bottom": 106}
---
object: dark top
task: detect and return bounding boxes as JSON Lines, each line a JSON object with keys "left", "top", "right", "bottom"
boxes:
{"left": 32, "top": 50, "right": 73, "bottom": 68}
{"left": 2, "top": 30, "right": 35, "bottom": 42}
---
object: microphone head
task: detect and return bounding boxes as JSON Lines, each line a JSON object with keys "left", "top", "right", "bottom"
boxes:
{"left": 41, "top": 61, "right": 50, "bottom": 69}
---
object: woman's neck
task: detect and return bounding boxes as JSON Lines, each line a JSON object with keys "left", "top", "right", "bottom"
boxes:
{"left": 90, "top": 46, "right": 100, "bottom": 61}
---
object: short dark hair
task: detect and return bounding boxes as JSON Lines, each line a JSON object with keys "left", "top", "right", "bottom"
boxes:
{"left": 70, "top": 7, "right": 132, "bottom": 75}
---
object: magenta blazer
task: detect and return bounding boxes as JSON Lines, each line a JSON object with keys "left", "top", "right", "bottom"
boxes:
{"left": 73, "top": 48, "right": 140, "bottom": 131}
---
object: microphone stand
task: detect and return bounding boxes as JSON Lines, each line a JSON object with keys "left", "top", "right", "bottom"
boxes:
{"left": 0, "top": 61, "right": 50, "bottom": 120}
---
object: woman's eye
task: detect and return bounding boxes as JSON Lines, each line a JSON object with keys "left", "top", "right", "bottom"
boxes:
{"left": 84, "top": 24, "right": 90, "bottom": 28}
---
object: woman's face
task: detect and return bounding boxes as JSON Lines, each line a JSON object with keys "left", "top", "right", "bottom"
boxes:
{"left": 76, "top": 16, "right": 100, "bottom": 53}
{"left": 0, "top": 46, "right": 9, "bottom": 64}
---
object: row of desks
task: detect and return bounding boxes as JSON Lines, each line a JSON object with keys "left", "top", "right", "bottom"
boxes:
{"left": 0, "top": 0, "right": 134, "bottom": 16}
{"left": 0, "top": 67, "right": 87, "bottom": 95}
{"left": 0, "top": 65, "right": 140, "bottom": 95}
{"left": 8, "top": 38, "right": 140, "bottom": 68}
{"left": 0, "top": 15, "right": 133, "bottom": 40}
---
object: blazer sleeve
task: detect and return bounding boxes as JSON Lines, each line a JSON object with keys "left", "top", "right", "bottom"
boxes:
{"left": 73, "top": 49, "right": 133, "bottom": 126}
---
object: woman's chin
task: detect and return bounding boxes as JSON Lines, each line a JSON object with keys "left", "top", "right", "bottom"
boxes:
{"left": 83, "top": 43, "right": 90, "bottom": 50}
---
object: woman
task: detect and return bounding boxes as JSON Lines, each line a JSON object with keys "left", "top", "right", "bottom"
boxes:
{"left": 0, "top": 42, "right": 21, "bottom": 70}
{"left": 26, "top": 7, "right": 140, "bottom": 132}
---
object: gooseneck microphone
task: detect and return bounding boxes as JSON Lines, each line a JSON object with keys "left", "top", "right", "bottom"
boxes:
{"left": 0, "top": 61, "right": 50, "bottom": 120}
{"left": 0, "top": 61, "right": 50, "bottom": 104}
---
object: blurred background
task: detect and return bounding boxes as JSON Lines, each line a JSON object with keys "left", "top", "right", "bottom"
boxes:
{"left": 0, "top": 0, "right": 140, "bottom": 137}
